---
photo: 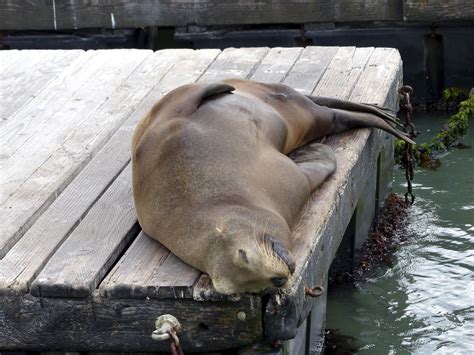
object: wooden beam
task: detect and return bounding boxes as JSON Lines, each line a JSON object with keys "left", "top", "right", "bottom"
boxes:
{"left": 0, "top": 292, "right": 263, "bottom": 352}
{"left": 0, "top": 0, "right": 404, "bottom": 31}
{"left": 404, "top": 0, "right": 474, "bottom": 22}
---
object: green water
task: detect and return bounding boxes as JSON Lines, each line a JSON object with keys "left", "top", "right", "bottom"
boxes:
{"left": 325, "top": 113, "right": 474, "bottom": 354}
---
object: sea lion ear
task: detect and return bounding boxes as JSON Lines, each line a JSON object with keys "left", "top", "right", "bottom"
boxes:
{"left": 264, "top": 234, "right": 296, "bottom": 274}
{"left": 234, "top": 249, "right": 249, "bottom": 267}
{"left": 238, "top": 249, "right": 249, "bottom": 264}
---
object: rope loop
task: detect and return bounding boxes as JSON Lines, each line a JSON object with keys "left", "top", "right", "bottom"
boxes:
{"left": 151, "top": 314, "right": 184, "bottom": 355}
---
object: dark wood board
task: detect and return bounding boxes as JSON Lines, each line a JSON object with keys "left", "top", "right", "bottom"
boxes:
{"left": 0, "top": 0, "right": 404, "bottom": 31}
{"left": 0, "top": 292, "right": 263, "bottom": 352}
{"left": 404, "top": 0, "right": 474, "bottom": 21}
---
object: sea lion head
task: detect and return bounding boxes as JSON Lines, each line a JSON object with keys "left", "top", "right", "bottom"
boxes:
{"left": 206, "top": 206, "right": 296, "bottom": 295}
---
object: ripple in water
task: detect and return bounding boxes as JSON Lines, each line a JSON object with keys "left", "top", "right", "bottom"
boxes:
{"left": 325, "top": 113, "right": 474, "bottom": 354}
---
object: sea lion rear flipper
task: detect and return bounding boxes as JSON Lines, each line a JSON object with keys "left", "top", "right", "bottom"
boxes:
{"left": 331, "top": 108, "right": 415, "bottom": 144}
{"left": 305, "top": 95, "right": 415, "bottom": 144}
{"left": 306, "top": 95, "right": 402, "bottom": 128}
{"left": 289, "top": 143, "right": 337, "bottom": 191}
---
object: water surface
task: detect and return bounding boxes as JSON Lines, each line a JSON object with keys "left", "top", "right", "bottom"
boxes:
{"left": 325, "top": 113, "right": 474, "bottom": 354}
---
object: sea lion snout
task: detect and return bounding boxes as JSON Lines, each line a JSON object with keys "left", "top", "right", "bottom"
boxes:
{"left": 264, "top": 234, "right": 296, "bottom": 274}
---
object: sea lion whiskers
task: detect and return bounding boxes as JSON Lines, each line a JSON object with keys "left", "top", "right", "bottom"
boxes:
{"left": 261, "top": 217, "right": 271, "bottom": 256}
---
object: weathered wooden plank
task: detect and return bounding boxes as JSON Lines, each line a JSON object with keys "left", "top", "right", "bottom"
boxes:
{"left": 0, "top": 50, "right": 85, "bottom": 121}
{"left": 264, "top": 47, "right": 402, "bottom": 340}
{"left": 250, "top": 47, "right": 303, "bottom": 83}
{"left": 99, "top": 233, "right": 170, "bottom": 299}
{"left": 404, "top": 0, "right": 474, "bottom": 21}
{"left": 0, "top": 50, "right": 101, "bottom": 161}
{"left": 0, "top": 49, "right": 220, "bottom": 295}
{"left": 100, "top": 46, "right": 272, "bottom": 300}
{"left": 0, "top": 292, "right": 263, "bottom": 352}
{"left": 146, "top": 253, "right": 200, "bottom": 299}
{"left": 0, "top": 50, "right": 48, "bottom": 78}
{"left": 199, "top": 46, "right": 270, "bottom": 81}
{"left": 0, "top": 50, "right": 150, "bottom": 257}
{"left": 313, "top": 46, "right": 375, "bottom": 99}
{"left": 0, "top": 51, "right": 52, "bottom": 124}
{"left": 30, "top": 165, "right": 139, "bottom": 298}
{"left": 0, "top": 49, "right": 20, "bottom": 72}
{"left": 282, "top": 46, "right": 339, "bottom": 95}
{"left": 350, "top": 48, "right": 402, "bottom": 109}
{"left": 0, "top": 49, "right": 148, "bottom": 176}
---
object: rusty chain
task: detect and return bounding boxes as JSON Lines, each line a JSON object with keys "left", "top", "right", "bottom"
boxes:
{"left": 398, "top": 85, "right": 418, "bottom": 205}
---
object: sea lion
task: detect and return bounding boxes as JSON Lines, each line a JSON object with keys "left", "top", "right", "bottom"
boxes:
{"left": 131, "top": 79, "right": 413, "bottom": 295}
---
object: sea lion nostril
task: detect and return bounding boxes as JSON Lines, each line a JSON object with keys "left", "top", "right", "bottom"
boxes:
{"left": 271, "top": 276, "right": 288, "bottom": 288}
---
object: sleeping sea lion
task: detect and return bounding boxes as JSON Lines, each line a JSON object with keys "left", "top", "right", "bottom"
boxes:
{"left": 131, "top": 79, "right": 413, "bottom": 295}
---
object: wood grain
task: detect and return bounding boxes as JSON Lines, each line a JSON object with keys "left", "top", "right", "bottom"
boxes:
{"left": 313, "top": 46, "right": 374, "bottom": 99}
{"left": 282, "top": 46, "right": 339, "bottom": 95}
{"left": 0, "top": 50, "right": 85, "bottom": 120}
{"left": 99, "top": 233, "right": 171, "bottom": 299}
{"left": 249, "top": 47, "right": 303, "bottom": 83}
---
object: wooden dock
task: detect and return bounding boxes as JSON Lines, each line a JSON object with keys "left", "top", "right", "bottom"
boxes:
{"left": 0, "top": 47, "right": 401, "bottom": 353}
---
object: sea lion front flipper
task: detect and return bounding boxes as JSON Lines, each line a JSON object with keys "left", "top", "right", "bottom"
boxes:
{"left": 150, "top": 82, "right": 236, "bottom": 120}
{"left": 289, "top": 142, "right": 337, "bottom": 192}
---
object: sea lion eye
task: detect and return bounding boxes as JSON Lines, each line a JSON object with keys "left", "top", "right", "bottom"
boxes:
{"left": 238, "top": 249, "right": 249, "bottom": 264}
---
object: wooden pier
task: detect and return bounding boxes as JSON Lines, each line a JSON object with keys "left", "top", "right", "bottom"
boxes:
{"left": 0, "top": 46, "right": 401, "bottom": 353}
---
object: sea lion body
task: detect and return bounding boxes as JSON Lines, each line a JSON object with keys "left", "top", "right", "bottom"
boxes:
{"left": 131, "top": 79, "right": 412, "bottom": 294}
